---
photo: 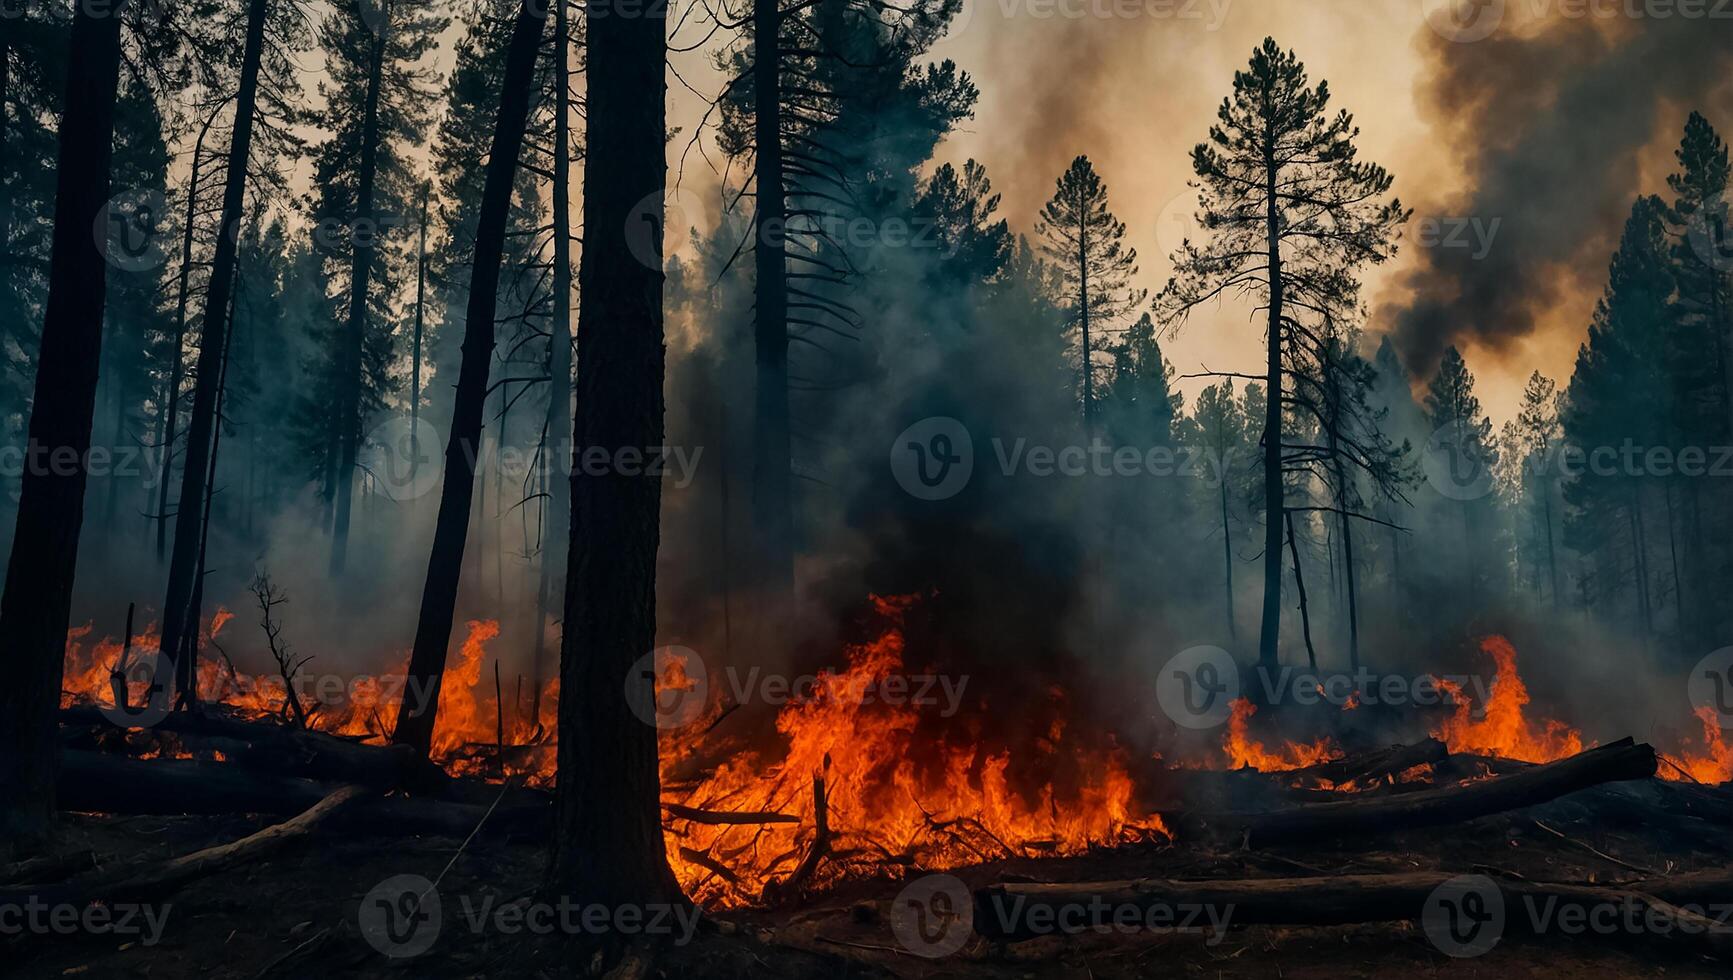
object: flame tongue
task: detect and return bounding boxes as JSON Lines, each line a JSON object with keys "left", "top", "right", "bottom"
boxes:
{"left": 1222, "top": 698, "right": 1342, "bottom": 772}
{"left": 1431, "top": 636, "right": 1583, "bottom": 764}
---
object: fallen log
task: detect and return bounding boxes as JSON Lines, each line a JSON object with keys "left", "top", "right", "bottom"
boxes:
{"left": 3, "top": 785, "right": 367, "bottom": 910}
{"left": 58, "top": 705, "right": 446, "bottom": 791}
{"left": 974, "top": 869, "right": 1732, "bottom": 958}
{"left": 0, "top": 850, "right": 97, "bottom": 887}
{"left": 54, "top": 750, "right": 549, "bottom": 838}
{"left": 1187, "top": 739, "right": 1657, "bottom": 846}
{"left": 1626, "top": 869, "right": 1733, "bottom": 907}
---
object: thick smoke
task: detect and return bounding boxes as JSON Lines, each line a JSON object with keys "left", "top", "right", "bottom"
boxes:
{"left": 1388, "top": 12, "right": 1733, "bottom": 374}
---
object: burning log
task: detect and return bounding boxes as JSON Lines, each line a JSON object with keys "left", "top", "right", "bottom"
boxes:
{"left": 1292, "top": 738, "right": 1448, "bottom": 788}
{"left": 58, "top": 706, "right": 446, "bottom": 791}
{"left": 1189, "top": 739, "right": 1657, "bottom": 846}
{"left": 662, "top": 802, "right": 800, "bottom": 826}
{"left": 973, "top": 870, "right": 1732, "bottom": 957}
{"left": 4, "top": 785, "right": 367, "bottom": 911}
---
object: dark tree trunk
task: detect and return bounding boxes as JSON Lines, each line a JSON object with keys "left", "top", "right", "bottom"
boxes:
{"left": 1339, "top": 504, "right": 1359, "bottom": 669}
{"left": 547, "top": 0, "right": 685, "bottom": 911}
{"left": 154, "top": 102, "right": 225, "bottom": 563}
{"left": 0, "top": 1, "right": 125, "bottom": 841}
{"left": 159, "top": 0, "right": 271, "bottom": 696}
{"left": 330, "top": 28, "right": 388, "bottom": 577}
{"left": 411, "top": 186, "right": 427, "bottom": 479}
{"left": 392, "top": 0, "right": 546, "bottom": 757}
{"left": 1218, "top": 468, "right": 1235, "bottom": 640}
{"left": 751, "top": 0, "right": 795, "bottom": 609}
{"left": 176, "top": 286, "right": 238, "bottom": 709}
{"left": 1284, "top": 510, "right": 1316, "bottom": 670}
{"left": 1628, "top": 488, "right": 1653, "bottom": 652}
{"left": 1662, "top": 480, "right": 1685, "bottom": 635}
{"left": 1542, "top": 482, "right": 1560, "bottom": 607}
{"left": 534, "top": 0, "right": 575, "bottom": 721}
{"left": 1257, "top": 147, "right": 1284, "bottom": 672}
{"left": 1077, "top": 221, "right": 1092, "bottom": 423}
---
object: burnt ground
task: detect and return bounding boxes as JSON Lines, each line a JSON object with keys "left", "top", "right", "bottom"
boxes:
{"left": 4, "top": 778, "right": 1729, "bottom": 980}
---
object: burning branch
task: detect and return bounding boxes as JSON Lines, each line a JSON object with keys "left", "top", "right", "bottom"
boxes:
{"left": 249, "top": 570, "right": 313, "bottom": 729}
{"left": 764, "top": 754, "right": 832, "bottom": 905}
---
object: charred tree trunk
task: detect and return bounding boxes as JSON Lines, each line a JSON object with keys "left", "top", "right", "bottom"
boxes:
{"left": 751, "top": 0, "right": 795, "bottom": 612}
{"left": 391, "top": 0, "right": 546, "bottom": 757}
{"left": 0, "top": 1, "right": 125, "bottom": 841}
{"left": 548, "top": 0, "right": 685, "bottom": 911}
{"left": 329, "top": 27, "right": 388, "bottom": 577}
{"left": 534, "top": 0, "right": 576, "bottom": 721}
{"left": 158, "top": 0, "right": 271, "bottom": 698}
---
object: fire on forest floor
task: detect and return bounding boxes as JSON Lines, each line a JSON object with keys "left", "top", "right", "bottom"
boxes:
{"left": 59, "top": 595, "right": 1733, "bottom": 911}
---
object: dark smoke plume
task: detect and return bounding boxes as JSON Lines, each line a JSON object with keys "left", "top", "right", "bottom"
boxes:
{"left": 1388, "top": 13, "right": 1733, "bottom": 375}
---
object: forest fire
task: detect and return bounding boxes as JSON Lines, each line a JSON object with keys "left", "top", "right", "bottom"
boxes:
{"left": 59, "top": 610, "right": 1731, "bottom": 909}
{"left": 60, "top": 597, "right": 1173, "bottom": 907}
{"left": 655, "top": 595, "right": 1171, "bottom": 906}
{"left": 60, "top": 612, "right": 559, "bottom": 780}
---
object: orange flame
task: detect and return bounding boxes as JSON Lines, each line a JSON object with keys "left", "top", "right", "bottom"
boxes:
{"left": 1661, "top": 706, "right": 1732, "bottom": 784}
{"left": 1221, "top": 698, "right": 1342, "bottom": 771}
{"left": 1431, "top": 636, "right": 1583, "bottom": 763}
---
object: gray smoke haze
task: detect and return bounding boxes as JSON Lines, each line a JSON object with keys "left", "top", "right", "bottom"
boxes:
{"left": 1388, "top": 13, "right": 1733, "bottom": 375}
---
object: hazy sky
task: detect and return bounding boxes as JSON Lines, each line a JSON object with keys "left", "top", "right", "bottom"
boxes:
{"left": 301, "top": 0, "right": 1724, "bottom": 429}
{"left": 673, "top": 0, "right": 1682, "bottom": 426}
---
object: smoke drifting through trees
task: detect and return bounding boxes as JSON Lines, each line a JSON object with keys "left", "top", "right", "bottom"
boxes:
{"left": 1, "top": 0, "right": 1729, "bottom": 866}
